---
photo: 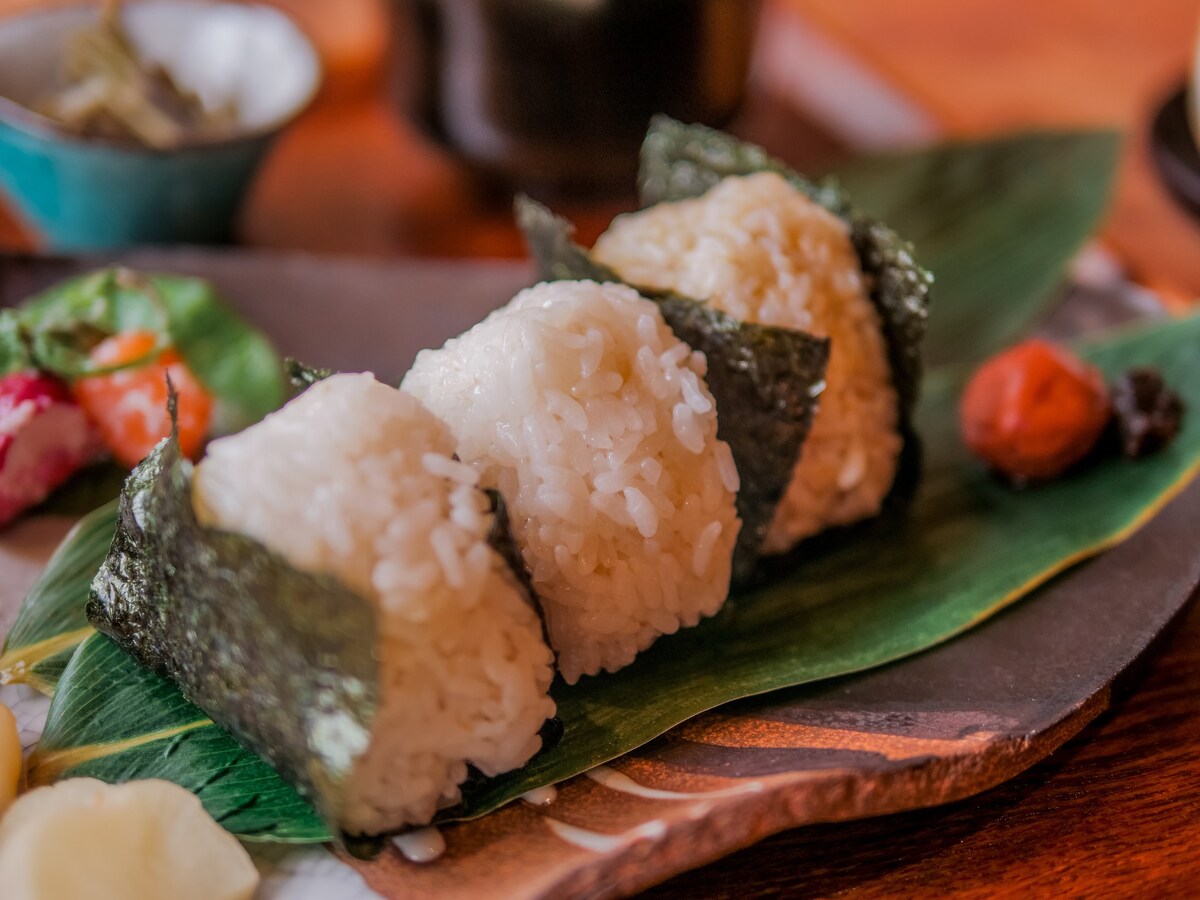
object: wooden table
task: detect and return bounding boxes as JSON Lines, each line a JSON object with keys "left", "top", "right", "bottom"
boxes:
{"left": 1, "top": 1, "right": 1197, "bottom": 896}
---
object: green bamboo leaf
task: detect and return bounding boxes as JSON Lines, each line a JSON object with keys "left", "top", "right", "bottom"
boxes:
{"left": 32, "top": 315, "right": 1200, "bottom": 840}
{"left": 31, "top": 634, "right": 329, "bottom": 842}
{"left": 0, "top": 501, "right": 117, "bottom": 693}
{"left": 827, "top": 130, "right": 1121, "bottom": 366}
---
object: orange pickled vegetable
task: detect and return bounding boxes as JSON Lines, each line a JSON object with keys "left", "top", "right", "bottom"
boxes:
{"left": 960, "top": 339, "right": 1111, "bottom": 483}
{"left": 72, "top": 330, "right": 213, "bottom": 467}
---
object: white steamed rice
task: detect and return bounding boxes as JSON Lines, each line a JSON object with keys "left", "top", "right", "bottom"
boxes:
{"left": 593, "top": 171, "right": 901, "bottom": 554}
{"left": 191, "top": 373, "right": 555, "bottom": 834}
{"left": 402, "top": 280, "right": 741, "bottom": 684}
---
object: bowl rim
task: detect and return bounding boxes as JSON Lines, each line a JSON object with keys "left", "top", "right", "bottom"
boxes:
{"left": 1149, "top": 82, "right": 1200, "bottom": 221}
{"left": 0, "top": 0, "right": 324, "bottom": 156}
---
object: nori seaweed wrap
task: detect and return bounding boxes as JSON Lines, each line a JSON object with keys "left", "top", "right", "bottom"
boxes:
{"left": 87, "top": 374, "right": 556, "bottom": 836}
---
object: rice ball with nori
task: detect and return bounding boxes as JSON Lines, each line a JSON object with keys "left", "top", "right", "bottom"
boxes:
{"left": 403, "top": 280, "right": 741, "bottom": 684}
{"left": 191, "top": 373, "right": 556, "bottom": 833}
{"left": 593, "top": 171, "right": 901, "bottom": 554}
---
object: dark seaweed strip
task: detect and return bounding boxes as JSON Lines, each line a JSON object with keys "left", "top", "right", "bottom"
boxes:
{"left": 485, "top": 488, "right": 541, "bottom": 614}
{"left": 850, "top": 220, "right": 929, "bottom": 423}
{"left": 515, "top": 195, "right": 616, "bottom": 285}
{"left": 86, "top": 428, "right": 380, "bottom": 835}
{"left": 285, "top": 357, "right": 334, "bottom": 392}
{"left": 516, "top": 196, "right": 829, "bottom": 584}
{"left": 484, "top": 486, "right": 561, "bottom": 665}
{"left": 639, "top": 114, "right": 848, "bottom": 213}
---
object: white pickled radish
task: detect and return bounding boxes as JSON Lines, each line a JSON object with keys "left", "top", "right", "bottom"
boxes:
{"left": 0, "top": 778, "right": 259, "bottom": 900}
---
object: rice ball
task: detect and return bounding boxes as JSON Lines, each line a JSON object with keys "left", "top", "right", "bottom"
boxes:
{"left": 192, "top": 373, "right": 556, "bottom": 833}
{"left": 594, "top": 171, "right": 901, "bottom": 554}
{"left": 403, "top": 281, "right": 741, "bottom": 683}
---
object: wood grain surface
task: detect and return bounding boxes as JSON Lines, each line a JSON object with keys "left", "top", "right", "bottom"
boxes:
{"left": 644, "top": 596, "right": 1200, "bottom": 898}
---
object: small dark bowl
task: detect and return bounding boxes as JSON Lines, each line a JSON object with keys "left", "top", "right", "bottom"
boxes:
{"left": 1149, "top": 83, "right": 1200, "bottom": 221}
{"left": 392, "top": 0, "right": 763, "bottom": 195}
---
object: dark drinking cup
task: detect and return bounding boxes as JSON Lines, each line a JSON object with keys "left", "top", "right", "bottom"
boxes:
{"left": 393, "top": 0, "right": 762, "bottom": 194}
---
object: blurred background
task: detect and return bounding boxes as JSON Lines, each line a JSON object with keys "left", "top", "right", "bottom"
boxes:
{"left": 0, "top": 0, "right": 1196, "bottom": 304}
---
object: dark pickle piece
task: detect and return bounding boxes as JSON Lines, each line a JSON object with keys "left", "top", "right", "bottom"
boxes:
{"left": 1111, "top": 367, "right": 1185, "bottom": 459}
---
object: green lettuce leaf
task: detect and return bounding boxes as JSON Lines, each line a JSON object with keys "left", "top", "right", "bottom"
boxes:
{"left": 9, "top": 267, "right": 284, "bottom": 435}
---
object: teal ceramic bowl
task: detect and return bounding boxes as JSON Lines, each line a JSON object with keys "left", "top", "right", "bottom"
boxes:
{"left": 0, "top": 1, "right": 321, "bottom": 250}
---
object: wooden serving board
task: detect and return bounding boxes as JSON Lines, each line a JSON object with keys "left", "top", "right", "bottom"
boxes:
{"left": 1, "top": 250, "right": 1197, "bottom": 900}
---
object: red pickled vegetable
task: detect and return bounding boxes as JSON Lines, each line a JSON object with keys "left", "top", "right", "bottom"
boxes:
{"left": 0, "top": 371, "right": 103, "bottom": 527}
{"left": 72, "top": 330, "right": 213, "bottom": 468}
{"left": 960, "top": 339, "right": 1111, "bottom": 483}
